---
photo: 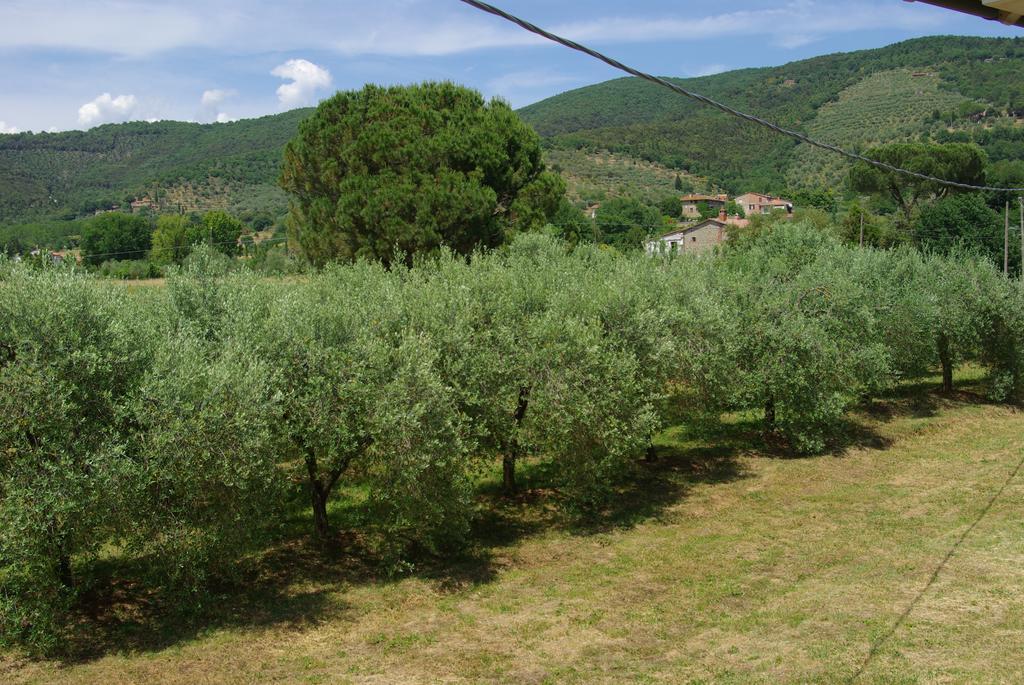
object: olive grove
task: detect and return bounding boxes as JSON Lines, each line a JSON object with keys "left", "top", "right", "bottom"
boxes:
{"left": 3, "top": 225, "right": 1024, "bottom": 652}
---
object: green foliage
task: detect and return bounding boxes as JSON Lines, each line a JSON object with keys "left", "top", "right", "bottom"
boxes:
{"left": 149, "top": 214, "right": 193, "bottom": 265}
{"left": 787, "top": 70, "right": 969, "bottom": 189}
{"left": 280, "top": 82, "right": 562, "bottom": 266}
{"left": 848, "top": 142, "right": 987, "bottom": 230}
{"left": 128, "top": 322, "right": 285, "bottom": 594}
{"left": 838, "top": 203, "right": 900, "bottom": 248}
{"left": 96, "top": 259, "right": 161, "bottom": 280}
{"left": 724, "top": 201, "right": 745, "bottom": 218}
{"left": 545, "top": 198, "right": 594, "bottom": 246}
{"left": 916, "top": 193, "right": 1007, "bottom": 270}
{"left": 190, "top": 210, "right": 244, "bottom": 255}
{"left": 544, "top": 148, "right": 703, "bottom": 206}
{"left": 0, "top": 219, "right": 84, "bottom": 255}
{"left": 520, "top": 37, "right": 1024, "bottom": 194}
{"left": 80, "top": 212, "right": 153, "bottom": 265}
{"left": 985, "top": 159, "right": 1024, "bottom": 209}
{"left": 0, "top": 269, "right": 150, "bottom": 650}
{"left": 0, "top": 110, "right": 312, "bottom": 225}
{"left": 245, "top": 242, "right": 308, "bottom": 275}
{"left": 594, "top": 197, "right": 662, "bottom": 250}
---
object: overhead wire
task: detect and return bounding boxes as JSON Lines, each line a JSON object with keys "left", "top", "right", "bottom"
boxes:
{"left": 457, "top": 0, "right": 1024, "bottom": 194}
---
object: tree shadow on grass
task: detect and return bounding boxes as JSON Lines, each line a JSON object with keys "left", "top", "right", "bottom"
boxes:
{"left": 836, "top": 378, "right": 998, "bottom": 455}
{"left": 54, "top": 504, "right": 509, "bottom": 664}
{"left": 44, "top": 377, "right": 998, "bottom": 664}
{"left": 59, "top": 534, "right": 366, "bottom": 663}
{"left": 443, "top": 420, "right": 758, "bottom": 578}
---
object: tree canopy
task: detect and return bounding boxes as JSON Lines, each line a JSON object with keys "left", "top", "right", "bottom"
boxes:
{"left": 80, "top": 212, "right": 152, "bottom": 265}
{"left": 280, "top": 81, "right": 564, "bottom": 266}
{"left": 848, "top": 142, "right": 987, "bottom": 233}
{"left": 594, "top": 197, "right": 663, "bottom": 251}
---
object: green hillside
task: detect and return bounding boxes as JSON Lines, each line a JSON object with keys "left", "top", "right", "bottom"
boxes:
{"left": 520, "top": 35, "right": 1024, "bottom": 193}
{"left": 785, "top": 69, "right": 968, "bottom": 189}
{"left": 545, "top": 148, "right": 710, "bottom": 206}
{"left": 0, "top": 109, "right": 313, "bottom": 223}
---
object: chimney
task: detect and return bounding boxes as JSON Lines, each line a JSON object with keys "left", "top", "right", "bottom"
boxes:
{"left": 718, "top": 207, "right": 727, "bottom": 222}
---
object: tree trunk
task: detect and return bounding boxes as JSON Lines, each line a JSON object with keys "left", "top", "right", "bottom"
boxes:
{"left": 764, "top": 397, "right": 776, "bottom": 426}
{"left": 305, "top": 445, "right": 331, "bottom": 538}
{"left": 57, "top": 553, "right": 73, "bottom": 589}
{"left": 644, "top": 443, "right": 658, "bottom": 463}
{"left": 503, "top": 386, "right": 531, "bottom": 495}
{"left": 310, "top": 483, "right": 330, "bottom": 538}
{"left": 502, "top": 455, "right": 516, "bottom": 493}
{"left": 938, "top": 334, "right": 953, "bottom": 393}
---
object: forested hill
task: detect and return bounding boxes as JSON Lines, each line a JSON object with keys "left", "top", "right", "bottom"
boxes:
{"left": 519, "top": 35, "right": 1024, "bottom": 194}
{"left": 3, "top": 35, "right": 1024, "bottom": 228}
{"left": 0, "top": 108, "right": 312, "bottom": 223}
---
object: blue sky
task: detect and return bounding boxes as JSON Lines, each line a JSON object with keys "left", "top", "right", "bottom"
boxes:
{"left": 0, "top": 0, "right": 1020, "bottom": 133}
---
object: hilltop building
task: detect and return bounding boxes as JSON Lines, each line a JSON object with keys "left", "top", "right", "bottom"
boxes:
{"left": 680, "top": 193, "right": 728, "bottom": 219}
{"left": 733, "top": 192, "right": 793, "bottom": 216}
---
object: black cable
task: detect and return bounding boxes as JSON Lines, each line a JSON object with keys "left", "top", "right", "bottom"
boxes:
{"left": 458, "top": 0, "right": 1024, "bottom": 194}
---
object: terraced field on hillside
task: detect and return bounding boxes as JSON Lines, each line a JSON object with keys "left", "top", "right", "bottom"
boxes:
{"left": 545, "top": 148, "right": 709, "bottom": 206}
{"left": 786, "top": 69, "right": 969, "bottom": 189}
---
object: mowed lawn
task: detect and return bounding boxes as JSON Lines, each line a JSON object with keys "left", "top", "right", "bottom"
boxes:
{"left": 4, "top": 377, "right": 1023, "bottom": 684}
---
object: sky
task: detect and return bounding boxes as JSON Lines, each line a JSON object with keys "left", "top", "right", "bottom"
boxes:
{"left": 0, "top": 0, "right": 1021, "bottom": 134}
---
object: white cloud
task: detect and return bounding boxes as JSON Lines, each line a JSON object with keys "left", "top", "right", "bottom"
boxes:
{"left": 489, "top": 70, "right": 577, "bottom": 93}
{"left": 0, "top": 121, "right": 19, "bottom": 134}
{"left": 271, "top": 59, "right": 332, "bottom": 108}
{"left": 486, "top": 70, "right": 579, "bottom": 107}
{"left": 77, "top": 93, "right": 139, "bottom": 127}
{"left": 692, "top": 64, "right": 729, "bottom": 77}
{"left": 199, "top": 89, "right": 238, "bottom": 123}
{"left": 201, "top": 89, "right": 232, "bottom": 107}
{"left": 0, "top": 1, "right": 211, "bottom": 57}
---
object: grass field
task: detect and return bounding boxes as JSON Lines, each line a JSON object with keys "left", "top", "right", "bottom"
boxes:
{"left": 4, "top": 372, "right": 1023, "bottom": 684}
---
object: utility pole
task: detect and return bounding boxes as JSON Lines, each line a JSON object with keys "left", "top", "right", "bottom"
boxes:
{"left": 1005, "top": 201, "right": 1010, "bottom": 276}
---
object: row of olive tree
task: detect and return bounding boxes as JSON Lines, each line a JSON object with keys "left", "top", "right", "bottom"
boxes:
{"left": 4, "top": 226, "right": 1024, "bottom": 652}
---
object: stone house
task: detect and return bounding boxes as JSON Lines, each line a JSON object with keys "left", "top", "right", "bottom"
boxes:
{"left": 733, "top": 192, "right": 793, "bottom": 216}
{"left": 680, "top": 193, "right": 728, "bottom": 219}
{"left": 646, "top": 209, "right": 749, "bottom": 255}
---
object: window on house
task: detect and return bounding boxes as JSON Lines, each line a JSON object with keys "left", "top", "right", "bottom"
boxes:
{"left": 691, "top": 236, "right": 697, "bottom": 242}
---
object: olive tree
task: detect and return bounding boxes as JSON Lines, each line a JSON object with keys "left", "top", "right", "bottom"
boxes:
{"left": 255, "top": 264, "right": 475, "bottom": 559}
{"left": 722, "top": 224, "right": 890, "bottom": 452}
{"left": 125, "top": 330, "right": 285, "bottom": 593}
{"left": 0, "top": 268, "right": 150, "bottom": 649}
